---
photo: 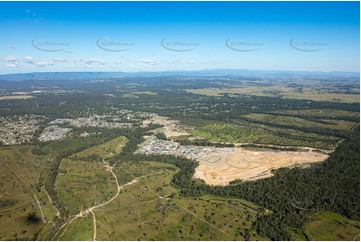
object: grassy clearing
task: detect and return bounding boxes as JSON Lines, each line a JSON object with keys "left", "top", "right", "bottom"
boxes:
{"left": 55, "top": 136, "right": 128, "bottom": 214}
{"left": 273, "top": 109, "right": 360, "bottom": 120}
{"left": 0, "top": 95, "right": 35, "bottom": 100}
{"left": 70, "top": 136, "right": 128, "bottom": 160}
{"left": 55, "top": 158, "right": 266, "bottom": 240}
{"left": 131, "top": 91, "right": 158, "bottom": 95}
{"left": 120, "top": 93, "right": 139, "bottom": 99}
{"left": 242, "top": 113, "right": 357, "bottom": 131}
{"left": 111, "top": 161, "right": 265, "bottom": 241}
{"left": 290, "top": 211, "right": 360, "bottom": 241}
{"left": 283, "top": 88, "right": 359, "bottom": 103}
{"left": 55, "top": 158, "right": 116, "bottom": 215}
{"left": 186, "top": 86, "right": 359, "bottom": 103}
{"left": 192, "top": 123, "right": 268, "bottom": 143}
{"left": 58, "top": 215, "right": 94, "bottom": 241}
{"left": 192, "top": 122, "right": 339, "bottom": 149}
{"left": 0, "top": 146, "right": 58, "bottom": 240}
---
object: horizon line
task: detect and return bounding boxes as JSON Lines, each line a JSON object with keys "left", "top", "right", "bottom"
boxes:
{"left": 0, "top": 68, "right": 360, "bottom": 76}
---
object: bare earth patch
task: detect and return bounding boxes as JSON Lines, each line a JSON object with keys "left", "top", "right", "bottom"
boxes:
{"left": 143, "top": 115, "right": 190, "bottom": 138}
{"left": 138, "top": 137, "right": 328, "bottom": 186}
{"left": 194, "top": 147, "right": 328, "bottom": 186}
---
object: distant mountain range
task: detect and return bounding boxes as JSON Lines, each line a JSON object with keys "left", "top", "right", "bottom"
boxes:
{"left": 0, "top": 69, "right": 359, "bottom": 81}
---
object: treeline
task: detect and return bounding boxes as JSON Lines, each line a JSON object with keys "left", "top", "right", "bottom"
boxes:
{"left": 154, "top": 131, "right": 235, "bottom": 147}
{"left": 132, "top": 153, "right": 199, "bottom": 189}
{"left": 240, "top": 143, "right": 302, "bottom": 151}
{"left": 107, "top": 124, "right": 162, "bottom": 165}
{"left": 262, "top": 111, "right": 360, "bottom": 123}
{"left": 240, "top": 117, "right": 350, "bottom": 139}
{"left": 175, "top": 139, "right": 235, "bottom": 148}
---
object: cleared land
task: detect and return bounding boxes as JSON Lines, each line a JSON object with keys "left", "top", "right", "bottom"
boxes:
{"left": 191, "top": 122, "right": 340, "bottom": 150}
{"left": 290, "top": 211, "right": 360, "bottom": 241}
{"left": 138, "top": 137, "right": 328, "bottom": 186}
{"left": 0, "top": 95, "right": 35, "bottom": 100}
{"left": 194, "top": 147, "right": 328, "bottom": 186}
{"left": 53, "top": 137, "right": 268, "bottom": 240}
{"left": 0, "top": 146, "right": 58, "bottom": 240}
{"left": 186, "top": 86, "right": 360, "bottom": 103}
{"left": 242, "top": 113, "right": 357, "bottom": 131}
{"left": 143, "top": 115, "right": 190, "bottom": 138}
{"left": 70, "top": 136, "right": 128, "bottom": 160}
{"left": 54, "top": 160, "right": 268, "bottom": 240}
{"left": 273, "top": 109, "right": 360, "bottom": 119}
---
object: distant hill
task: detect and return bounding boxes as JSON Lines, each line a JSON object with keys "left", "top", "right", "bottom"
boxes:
{"left": 0, "top": 69, "right": 359, "bottom": 81}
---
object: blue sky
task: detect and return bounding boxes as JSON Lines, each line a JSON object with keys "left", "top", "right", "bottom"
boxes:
{"left": 0, "top": 1, "right": 359, "bottom": 74}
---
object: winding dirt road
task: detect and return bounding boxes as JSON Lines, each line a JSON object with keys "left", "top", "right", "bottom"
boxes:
{"left": 54, "top": 159, "right": 142, "bottom": 241}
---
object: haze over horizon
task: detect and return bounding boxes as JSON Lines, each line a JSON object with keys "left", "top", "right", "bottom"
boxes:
{"left": 0, "top": 1, "right": 359, "bottom": 74}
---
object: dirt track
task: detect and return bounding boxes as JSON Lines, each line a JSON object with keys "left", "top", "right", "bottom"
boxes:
{"left": 194, "top": 147, "right": 328, "bottom": 186}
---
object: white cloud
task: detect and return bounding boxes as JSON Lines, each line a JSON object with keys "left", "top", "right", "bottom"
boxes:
{"left": 6, "top": 63, "right": 20, "bottom": 68}
{"left": 34, "top": 60, "right": 54, "bottom": 67}
{"left": 23, "top": 56, "right": 34, "bottom": 63}
{"left": 139, "top": 58, "right": 161, "bottom": 67}
{"left": 79, "top": 58, "right": 105, "bottom": 66}
{"left": 4, "top": 55, "right": 17, "bottom": 62}
{"left": 2, "top": 56, "right": 106, "bottom": 68}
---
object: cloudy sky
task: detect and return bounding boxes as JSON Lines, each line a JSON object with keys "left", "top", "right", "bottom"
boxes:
{"left": 0, "top": 1, "right": 359, "bottom": 74}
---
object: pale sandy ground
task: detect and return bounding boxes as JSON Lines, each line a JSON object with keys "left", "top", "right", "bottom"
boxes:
{"left": 194, "top": 147, "right": 328, "bottom": 186}
{"left": 0, "top": 95, "right": 34, "bottom": 100}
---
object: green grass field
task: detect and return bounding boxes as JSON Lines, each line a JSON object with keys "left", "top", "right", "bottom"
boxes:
{"left": 0, "top": 146, "right": 58, "bottom": 240}
{"left": 70, "top": 136, "right": 128, "bottom": 160}
{"left": 54, "top": 160, "right": 267, "bottom": 241}
{"left": 273, "top": 109, "right": 360, "bottom": 120}
{"left": 186, "top": 86, "right": 360, "bottom": 103}
{"left": 242, "top": 113, "right": 357, "bottom": 131}
{"left": 131, "top": 91, "right": 158, "bottom": 96}
{"left": 49, "top": 136, "right": 268, "bottom": 241}
{"left": 290, "top": 211, "right": 360, "bottom": 241}
{"left": 0, "top": 134, "right": 130, "bottom": 240}
{"left": 191, "top": 122, "right": 340, "bottom": 150}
